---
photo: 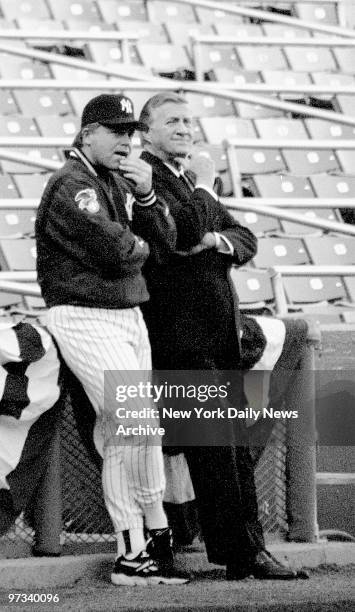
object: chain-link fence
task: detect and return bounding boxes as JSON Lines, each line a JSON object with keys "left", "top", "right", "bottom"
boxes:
{"left": 2, "top": 393, "right": 288, "bottom": 548}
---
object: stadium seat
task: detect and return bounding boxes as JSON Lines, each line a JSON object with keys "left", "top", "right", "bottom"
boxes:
{"left": 16, "top": 18, "right": 65, "bottom": 31}
{"left": 262, "top": 24, "right": 312, "bottom": 38}
{"left": 253, "top": 237, "right": 310, "bottom": 268}
{"left": 199, "top": 117, "right": 257, "bottom": 144}
{"left": 253, "top": 175, "right": 314, "bottom": 198}
{"left": 311, "top": 72, "right": 355, "bottom": 87}
{"left": 0, "top": 238, "right": 37, "bottom": 270}
{"left": 97, "top": 0, "right": 148, "bottom": 23}
{"left": 213, "top": 68, "right": 262, "bottom": 84}
{"left": 184, "top": 93, "right": 235, "bottom": 118}
{"left": 335, "top": 150, "right": 355, "bottom": 174}
{"left": 0, "top": 174, "right": 19, "bottom": 198}
{"left": 254, "top": 118, "right": 309, "bottom": 139}
{"left": 340, "top": 4, "right": 355, "bottom": 28}
{"left": 13, "top": 90, "right": 73, "bottom": 117}
{"left": 304, "top": 236, "right": 355, "bottom": 265}
{"left": 261, "top": 70, "right": 312, "bottom": 87}
{"left": 0, "top": 209, "right": 36, "bottom": 237}
{"left": 22, "top": 291, "right": 47, "bottom": 310}
{"left": 234, "top": 101, "right": 283, "bottom": 120}
{"left": 87, "top": 41, "right": 141, "bottom": 66}
{"left": 214, "top": 23, "right": 264, "bottom": 38}
{"left": 284, "top": 47, "right": 337, "bottom": 72}
{"left": 0, "top": 0, "right": 51, "bottom": 20}
{"left": 333, "top": 49, "right": 355, "bottom": 75}
{"left": 281, "top": 209, "right": 341, "bottom": 236}
{"left": 305, "top": 119, "right": 355, "bottom": 140}
{"left": 227, "top": 209, "right": 281, "bottom": 237}
{"left": 136, "top": 43, "right": 192, "bottom": 73}
{"left": 12, "top": 173, "right": 52, "bottom": 198}
{"left": 283, "top": 276, "right": 346, "bottom": 305}
{"left": 192, "top": 45, "right": 240, "bottom": 75}
{"left": 232, "top": 150, "right": 286, "bottom": 175}
{"left": 0, "top": 90, "right": 18, "bottom": 115}
{"left": 0, "top": 57, "right": 52, "bottom": 79}
{"left": 165, "top": 22, "right": 213, "bottom": 47}
{"left": 237, "top": 47, "right": 288, "bottom": 71}
{"left": 295, "top": 3, "right": 339, "bottom": 25}
{"left": 283, "top": 149, "right": 340, "bottom": 175}
{"left": 230, "top": 267, "right": 274, "bottom": 310}
{"left": 0, "top": 116, "right": 40, "bottom": 137}
{"left": 50, "top": 64, "right": 109, "bottom": 82}
{"left": 118, "top": 20, "right": 168, "bottom": 44}
{"left": 35, "top": 114, "right": 79, "bottom": 137}
{"left": 0, "top": 293, "right": 25, "bottom": 309}
{"left": 342, "top": 277, "right": 355, "bottom": 302}
{"left": 194, "top": 6, "right": 243, "bottom": 25}
{"left": 45, "top": 0, "right": 102, "bottom": 23}
{"left": 63, "top": 19, "right": 113, "bottom": 32}
{"left": 148, "top": 1, "right": 197, "bottom": 23}
{"left": 335, "top": 95, "right": 355, "bottom": 117}
{"left": 310, "top": 175, "right": 355, "bottom": 199}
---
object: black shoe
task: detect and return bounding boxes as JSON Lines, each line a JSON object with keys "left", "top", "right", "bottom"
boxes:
{"left": 146, "top": 527, "right": 174, "bottom": 573}
{"left": 111, "top": 550, "right": 188, "bottom": 586}
{"left": 227, "top": 549, "right": 307, "bottom": 581}
{"left": 251, "top": 550, "right": 298, "bottom": 580}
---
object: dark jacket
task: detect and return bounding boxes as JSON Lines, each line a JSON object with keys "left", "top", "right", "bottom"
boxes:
{"left": 138, "top": 151, "right": 257, "bottom": 369}
{"left": 36, "top": 149, "right": 175, "bottom": 309}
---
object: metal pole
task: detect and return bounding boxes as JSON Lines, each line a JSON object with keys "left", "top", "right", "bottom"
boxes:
{"left": 286, "top": 336, "right": 319, "bottom": 542}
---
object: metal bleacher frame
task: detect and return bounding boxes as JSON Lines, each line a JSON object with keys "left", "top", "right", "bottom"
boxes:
{"left": 1, "top": 0, "right": 355, "bottom": 551}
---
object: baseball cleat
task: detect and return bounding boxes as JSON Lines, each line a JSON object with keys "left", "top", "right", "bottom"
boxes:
{"left": 111, "top": 550, "right": 188, "bottom": 586}
{"left": 146, "top": 527, "right": 174, "bottom": 572}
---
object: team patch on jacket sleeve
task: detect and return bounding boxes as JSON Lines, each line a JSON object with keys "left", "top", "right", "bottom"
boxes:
{"left": 75, "top": 188, "right": 100, "bottom": 213}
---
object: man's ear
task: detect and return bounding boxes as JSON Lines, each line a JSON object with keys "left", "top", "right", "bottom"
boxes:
{"left": 142, "top": 128, "right": 152, "bottom": 145}
{"left": 82, "top": 127, "right": 92, "bottom": 146}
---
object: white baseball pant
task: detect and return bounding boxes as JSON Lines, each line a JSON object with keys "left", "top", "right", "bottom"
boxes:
{"left": 45, "top": 305, "right": 165, "bottom": 534}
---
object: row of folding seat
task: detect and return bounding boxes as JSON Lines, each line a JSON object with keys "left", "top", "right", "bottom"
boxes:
{"left": 0, "top": 236, "right": 354, "bottom": 310}
{"left": 4, "top": 24, "right": 355, "bottom": 76}
{"left": 1, "top": 222, "right": 354, "bottom": 267}
{"left": 230, "top": 206, "right": 342, "bottom": 237}
{"left": 13, "top": 40, "right": 355, "bottom": 77}
{"left": 3, "top": 108, "right": 355, "bottom": 141}
{"left": 231, "top": 266, "right": 355, "bottom": 312}
{"left": 2, "top": 87, "right": 355, "bottom": 125}
{"left": 3, "top": 1, "right": 355, "bottom": 29}
{"left": 0, "top": 189, "right": 348, "bottom": 244}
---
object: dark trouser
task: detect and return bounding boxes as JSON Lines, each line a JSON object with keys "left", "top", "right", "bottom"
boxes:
{"left": 184, "top": 444, "right": 264, "bottom": 567}
{"left": 157, "top": 351, "right": 265, "bottom": 568}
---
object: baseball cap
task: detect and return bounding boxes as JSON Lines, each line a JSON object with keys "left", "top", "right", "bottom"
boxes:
{"left": 81, "top": 94, "right": 148, "bottom": 132}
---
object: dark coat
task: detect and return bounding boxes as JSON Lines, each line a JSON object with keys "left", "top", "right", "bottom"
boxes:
{"left": 137, "top": 151, "right": 257, "bottom": 370}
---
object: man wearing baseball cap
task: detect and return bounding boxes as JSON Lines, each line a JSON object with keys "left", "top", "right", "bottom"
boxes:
{"left": 35, "top": 94, "right": 187, "bottom": 585}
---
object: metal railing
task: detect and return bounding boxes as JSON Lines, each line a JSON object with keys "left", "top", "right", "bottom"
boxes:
{"left": 174, "top": 0, "right": 355, "bottom": 37}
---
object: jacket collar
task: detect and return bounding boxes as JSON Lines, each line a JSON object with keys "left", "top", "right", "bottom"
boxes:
{"left": 65, "top": 147, "right": 98, "bottom": 177}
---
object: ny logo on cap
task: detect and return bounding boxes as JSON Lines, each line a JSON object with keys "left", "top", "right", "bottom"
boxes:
{"left": 121, "top": 98, "right": 133, "bottom": 114}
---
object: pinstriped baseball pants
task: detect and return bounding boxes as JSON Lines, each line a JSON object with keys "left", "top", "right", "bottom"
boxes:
{"left": 45, "top": 305, "right": 165, "bottom": 533}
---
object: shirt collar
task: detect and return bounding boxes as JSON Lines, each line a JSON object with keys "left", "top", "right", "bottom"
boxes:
{"left": 164, "top": 161, "right": 185, "bottom": 178}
